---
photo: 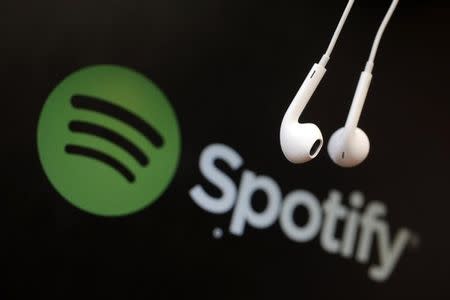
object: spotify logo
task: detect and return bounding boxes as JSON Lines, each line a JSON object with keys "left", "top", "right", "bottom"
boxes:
{"left": 37, "top": 65, "right": 181, "bottom": 216}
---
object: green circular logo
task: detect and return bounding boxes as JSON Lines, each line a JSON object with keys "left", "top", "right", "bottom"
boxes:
{"left": 37, "top": 65, "right": 181, "bottom": 217}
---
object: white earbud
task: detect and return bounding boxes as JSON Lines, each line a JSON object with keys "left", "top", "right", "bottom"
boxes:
{"left": 280, "top": 0, "right": 355, "bottom": 164}
{"left": 280, "top": 62, "right": 327, "bottom": 163}
{"left": 328, "top": 0, "right": 399, "bottom": 167}
{"left": 328, "top": 71, "right": 372, "bottom": 167}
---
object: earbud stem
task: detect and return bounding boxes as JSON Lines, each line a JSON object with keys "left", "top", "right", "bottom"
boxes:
{"left": 342, "top": 71, "right": 373, "bottom": 145}
{"left": 283, "top": 63, "right": 327, "bottom": 123}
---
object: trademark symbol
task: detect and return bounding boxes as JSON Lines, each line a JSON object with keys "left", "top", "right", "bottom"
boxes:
{"left": 212, "top": 227, "right": 224, "bottom": 239}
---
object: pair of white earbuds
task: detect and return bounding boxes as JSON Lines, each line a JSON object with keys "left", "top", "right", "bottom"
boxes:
{"left": 280, "top": 0, "right": 399, "bottom": 167}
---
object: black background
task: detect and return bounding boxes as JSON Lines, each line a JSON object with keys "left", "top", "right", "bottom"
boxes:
{"left": 3, "top": 0, "right": 450, "bottom": 299}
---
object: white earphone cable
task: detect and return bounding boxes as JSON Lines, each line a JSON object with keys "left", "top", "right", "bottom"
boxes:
{"left": 320, "top": 0, "right": 355, "bottom": 66}
{"left": 365, "top": 0, "right": 400, "bottom": 72}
